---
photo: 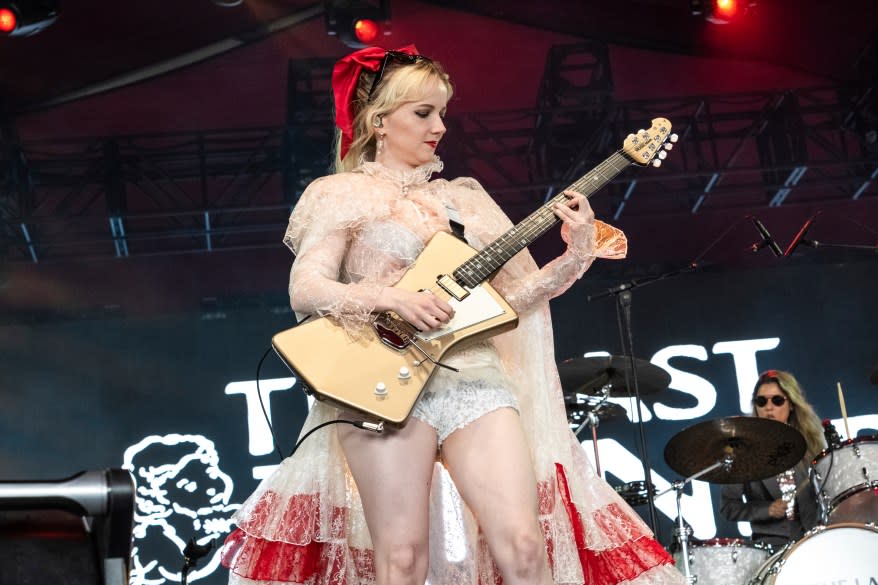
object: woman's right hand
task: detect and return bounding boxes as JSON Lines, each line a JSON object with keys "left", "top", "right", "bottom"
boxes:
{"left": 376, "top": 287, "right": 455, "bottom": 332}
{"left": 768, "top": 498, "right": 788, "bottom": 519}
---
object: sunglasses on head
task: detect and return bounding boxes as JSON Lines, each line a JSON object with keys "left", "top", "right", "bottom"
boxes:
{"left": 754, "top": 395, "right": 788, "bottom": 407}
{"left": 367, "top": 51, "right": 431, "bottom": 102}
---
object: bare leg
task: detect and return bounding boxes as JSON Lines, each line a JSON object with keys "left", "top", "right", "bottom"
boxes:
{"left": 337, "top": 418, "right": 439, "bottom": 585}
{"left": 441, "top": 408, "right": 553, "bottom": 585}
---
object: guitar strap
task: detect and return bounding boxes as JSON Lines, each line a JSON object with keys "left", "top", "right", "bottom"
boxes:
{"left": 444, "top": 203, "right": 466, "bottom": 242}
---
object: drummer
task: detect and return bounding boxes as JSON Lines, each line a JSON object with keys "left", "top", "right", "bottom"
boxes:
{"left": 720, "top": 370, "right": 826, "bottom": 548}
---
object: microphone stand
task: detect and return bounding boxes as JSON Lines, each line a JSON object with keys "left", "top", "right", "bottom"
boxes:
{"left": 785, "top": 211, "right": 878, "bottom": 256}
{"left": 587, "top": 266, "right": 697, "bottom": 537}
{"left": 792, "top": 240, "right": 878, "bottom": 253}
{"left": 616, "top": 289, "right": 660, "bottom": 535}
{"left": 586, "top": 216, "right": 747, "bottom": 537}
{"left": 584, "top": 216, "right": 761, "bottom": 537}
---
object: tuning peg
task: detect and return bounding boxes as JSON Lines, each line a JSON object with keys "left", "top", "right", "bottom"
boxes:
{"left": 658, "top": 150, "right": 668, "bottom": 160}
{"left": 670, "top": 133, "right": 679, "bottom": 143}
{"left": 652, "top": 159, "right": 662, "bottom": 167}
{"left": 664, "top": 142, "right": 674, "bottom": 150}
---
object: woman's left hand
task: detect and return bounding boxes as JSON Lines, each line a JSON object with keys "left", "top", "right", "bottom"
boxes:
{"left": 553, "top": 190, "right": 595, "bottom": 257}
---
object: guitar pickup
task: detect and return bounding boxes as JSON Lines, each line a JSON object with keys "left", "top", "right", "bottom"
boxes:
{"left": 436, "top": 274, "right": 470, "bottom": 301}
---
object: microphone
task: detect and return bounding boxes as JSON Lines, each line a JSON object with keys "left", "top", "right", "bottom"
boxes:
{"left": 784, "top": 212, "right": 820, "bottom": 257}
{"left": 748, "top": 216, "right": 783, "bottom": 257}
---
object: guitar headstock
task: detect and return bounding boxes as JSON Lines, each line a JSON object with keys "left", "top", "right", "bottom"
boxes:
{"left": 623, "top": 117, "right": 677, "bottom": 167}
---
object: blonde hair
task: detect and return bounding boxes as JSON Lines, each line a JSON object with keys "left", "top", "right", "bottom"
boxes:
{"left": 333, "top": 57, "right": 452, "bottom": 173}
{"left": 752, "top": 370, "right": 826, "bottom": 464}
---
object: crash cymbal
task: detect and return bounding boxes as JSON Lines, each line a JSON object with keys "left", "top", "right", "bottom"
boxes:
{"left": 558, "top": 355, "right": 670, "bottom": 397}
{"left": 664, "top": 416, "right": 806, "bottom": 484}
{"left": 564, "top": 395, "right": 627, "bottom": 425}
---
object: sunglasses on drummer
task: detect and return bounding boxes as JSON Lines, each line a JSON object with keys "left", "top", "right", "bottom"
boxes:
{"left": 367, "top": 51, "right": 431, "bottom": 102}
{"left": 754, "top": 395, "right": 788, "bottom": 407}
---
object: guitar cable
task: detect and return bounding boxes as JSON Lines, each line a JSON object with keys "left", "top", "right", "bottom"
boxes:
{"left": 254, "top": 346, "right": 385, "bottom": 463}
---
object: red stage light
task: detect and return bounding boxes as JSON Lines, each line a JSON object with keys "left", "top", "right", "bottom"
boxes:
{"left": 353, "top": 18, "right": 380, "bottom": 45}
{"left": 714, "top": 0, "right": 740, "bottom": 20}
{"left": 0, "top": 8, "right": 17, "bottom": 33}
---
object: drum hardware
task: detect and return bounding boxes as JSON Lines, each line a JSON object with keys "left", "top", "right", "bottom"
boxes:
{"left": 657, "top": 454, "right": 735, "bottom": 584}
{"left": 563, "top": 389, "right": 627, "bottom": 478}
{"left": 661, "top": 417, "right": 808, "bottom": 585}
{"left": 559, "top": 354, "right": 669, "bottom": 526}
{"left": 613, "top": 480, "right": 658, "bottom": 507}
{"left": 558, "top": 355, "right": 671, "bottom": 398}
{"left": 808, "top": 464, "right": 830, "bottom": 526}
{"left": 663, "top": 417, "right": 807, "bottom": 484}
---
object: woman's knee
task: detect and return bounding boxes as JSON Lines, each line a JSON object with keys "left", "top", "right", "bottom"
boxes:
{"left": 497, "top": 526, "right": 547, "bottom": 577}
{"left": 379, "top": 542, "right": 428, "bottom": 581}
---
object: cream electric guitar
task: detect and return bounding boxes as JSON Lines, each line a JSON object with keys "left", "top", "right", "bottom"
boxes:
{"left": 273, "top": 117, "right": 675, "bottom": 426}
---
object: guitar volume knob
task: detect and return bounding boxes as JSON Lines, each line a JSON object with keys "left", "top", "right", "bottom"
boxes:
{"left": 398, "top": 367, "right": 411, "bottom": 380}
{"left": 374, "top": 382, "right": 388, "bottom": 398}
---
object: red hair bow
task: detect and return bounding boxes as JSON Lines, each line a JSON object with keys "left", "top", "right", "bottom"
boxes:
{"left": 332, "top": 44, "right": 419, "bottom": 160}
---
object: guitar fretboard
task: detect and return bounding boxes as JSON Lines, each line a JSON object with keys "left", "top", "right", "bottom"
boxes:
{"left": 453, "top": 151, "right": 631, "bottom": 288}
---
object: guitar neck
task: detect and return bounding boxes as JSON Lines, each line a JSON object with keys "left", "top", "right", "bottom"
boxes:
{"left": 453, "top": 151, "right": 632, "bottom": 287}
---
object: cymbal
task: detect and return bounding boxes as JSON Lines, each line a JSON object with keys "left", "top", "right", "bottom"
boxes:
{"left": 558, "top": 355, "right": 670, "bottom": 397}
{"left": 663, "top": 416, "right": 806, "bottom": 484}
{"left": 564, "top": 396, "right": 627, "bottom": 425}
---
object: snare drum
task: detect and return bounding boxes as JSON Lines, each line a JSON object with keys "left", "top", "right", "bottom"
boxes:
{"left": 749, "top": 523, "right": 878, "bottom": 584}
{"left": 811, "top": 435, "right": 878, "bottom": 522}
{"left": 673, "top": 538, "right": 771, "bottom": 585}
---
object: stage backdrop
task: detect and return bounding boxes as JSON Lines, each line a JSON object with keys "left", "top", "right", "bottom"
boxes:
{"left": 1, "top": 256, "right": 876, "bottom": 584}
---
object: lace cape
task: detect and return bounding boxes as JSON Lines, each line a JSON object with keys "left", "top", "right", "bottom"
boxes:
{"left": 222, "top": 159, "right": 684, "bottom": 585}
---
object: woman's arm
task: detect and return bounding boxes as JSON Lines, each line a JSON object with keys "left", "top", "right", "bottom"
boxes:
{"left": 491, "top": 192, "right": 625, "bottom": 315}
{"left": 289, "top": 228, "right": 453, "bottom": 331}
{"left": 720, "top": 483, "right": 774, "bottom": 522}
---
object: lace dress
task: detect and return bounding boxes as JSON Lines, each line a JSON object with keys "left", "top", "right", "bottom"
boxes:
{"left": 221, "top": 158, "right": 685, "bottom": 585}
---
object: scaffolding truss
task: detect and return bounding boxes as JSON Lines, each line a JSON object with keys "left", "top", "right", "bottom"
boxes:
{"left": 2, "top": 43, "right": 875, "bottom": 263}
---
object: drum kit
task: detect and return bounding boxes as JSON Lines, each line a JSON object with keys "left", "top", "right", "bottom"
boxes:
{"left": 559, "top": 356, "right": 878, "bottom": 585}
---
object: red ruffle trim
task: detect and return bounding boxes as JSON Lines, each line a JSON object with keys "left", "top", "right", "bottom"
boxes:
{"left": 222, "top": 465, "right": 676, "bottom": 585}
{"left": 554, "top": 463, "right": 676, "bottom": 585}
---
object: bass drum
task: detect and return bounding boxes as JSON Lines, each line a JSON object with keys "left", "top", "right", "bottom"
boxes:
{"left": 672, "top": 538, "right": 771, "bottom": 585}
{"left": 749, "top": 523, "right": 878, "bottom": 584}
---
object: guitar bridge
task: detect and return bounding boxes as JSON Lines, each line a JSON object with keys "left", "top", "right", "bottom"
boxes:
{"left": 373, "top": 312, "right": 416, "bottom": 350}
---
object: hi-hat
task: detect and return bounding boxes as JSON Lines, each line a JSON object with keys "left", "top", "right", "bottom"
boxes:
{"left": 558, "top": 355, "right": 671, "bottom": 397}
{"left": 663, "top": 416, "right": 806, "bottom": 484}
{"left": 564, "top": 395, "right": 627, "bottom": 425}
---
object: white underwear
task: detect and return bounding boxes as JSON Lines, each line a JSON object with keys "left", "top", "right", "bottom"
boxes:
{"left": 410, "top": 377, "right": 519, "bottom": 444}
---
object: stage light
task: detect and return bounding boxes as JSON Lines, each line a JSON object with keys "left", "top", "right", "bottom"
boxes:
{"left": 0, "top": 1, "right": 58, "bottom": 36}
{"left": 709, "top": 0, "right": 741, "bottom": 23}
{"left": 0, "top": 8, "right": 17, "bottom": 33}
{"left": 353, "top": 17, "right": 380, "bottom": 45}
{"left": 325, "top": 0, "right": 390, "bottom": 48}
{"left": 690, "top": 0, "right": 754, "bottom": 24}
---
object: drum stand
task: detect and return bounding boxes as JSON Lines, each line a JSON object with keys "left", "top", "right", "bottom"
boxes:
{"left": 657, "top": 453, "right": 734, "bottom": 584}
{"left": 573, "top": 411, "right": 604, "bottom": 476}
{"left": 809, "top": 462, "right": 831, "bottom": 526}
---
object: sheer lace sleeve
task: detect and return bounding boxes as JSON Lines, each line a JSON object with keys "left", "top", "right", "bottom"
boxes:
{"left": 283, "top": 174, "right": 389, "bottom": 328}
{"left": 446, "top": 177, "right": 627, "bottom": 316}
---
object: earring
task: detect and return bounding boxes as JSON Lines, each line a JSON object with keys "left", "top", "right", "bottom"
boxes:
{"left": 372, "top": 116, "right": 383, "bottom": 128}
{"left": 376, "top": 133, "right": 385, "bottom": 155}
